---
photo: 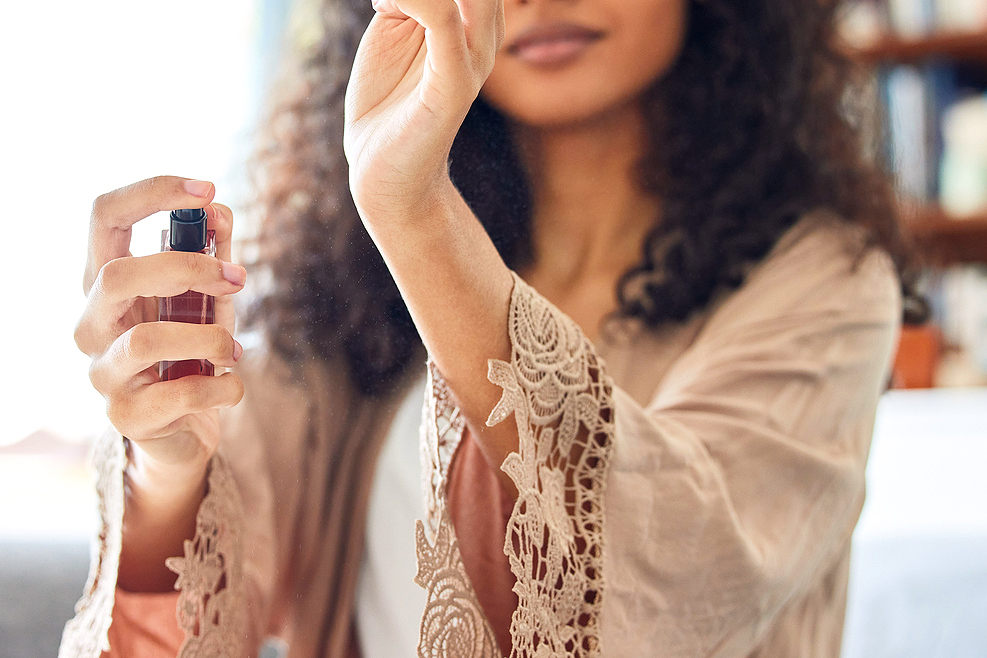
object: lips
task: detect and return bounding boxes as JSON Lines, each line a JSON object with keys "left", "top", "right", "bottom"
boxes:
{"left": 506, "top": 23, "right": 605, "bottom": 67}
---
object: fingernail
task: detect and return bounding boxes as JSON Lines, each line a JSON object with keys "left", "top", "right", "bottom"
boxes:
{"left": 184, "top": 179, "right": 213, "bottom": 197}
{"left": 221, "top": 261, "right": 246, "bottom": 286}
{"left": 233, "top": 339, "right": 243, "bottom": 362}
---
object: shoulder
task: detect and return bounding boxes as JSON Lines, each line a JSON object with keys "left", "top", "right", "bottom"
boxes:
{"left": 703, "top": 211, "right": 902, "bottom": 336}
{"left": 647, "top": 212, "right": 903, "bottom": 422}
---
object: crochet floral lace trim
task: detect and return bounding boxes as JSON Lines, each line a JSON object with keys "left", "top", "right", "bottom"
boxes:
{"left": 166, "top": 452, "right": 246, "bottom": 657}
{"left": 416, "top": 272, "right": 615, "bottom": 658}
{"left": 415, "top": 363, "right": 501, "bottom": 658}
{"left": 59, "top": 431, "right": 245, "bottom": 658}
{"left": 59, "top": 428, "right": 127, "bottom": 658}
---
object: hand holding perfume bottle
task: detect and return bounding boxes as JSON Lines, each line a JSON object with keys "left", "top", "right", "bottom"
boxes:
{"left": 73, "top": 176, "right": 246, "bottom": 590}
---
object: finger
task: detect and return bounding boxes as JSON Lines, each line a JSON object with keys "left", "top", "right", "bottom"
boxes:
{"left": 454, "top": 0, "right": 503, "bottom": 56}
{"left": 97, "top": 251, "right": 244, "bottom": 306}
{"left": 91, "top": 322, "right": 242, "bottom": 395}
{"left": 372, "top": 0, "right": 408, "bottom": 17}
{"left": 207, "top": 202, "right": 235, "bottom": 264}
{"left": 86, "top": 176, "right": 217, "bottom": 294}
{"left": 107, "top": 372, "right": 244, "bottom": 443}
{"left": 76, "top": 252, "right": 245, "bottom": 355}
{"left": 137, "top": 411, "right": 223, "bottom": 467}
{"left": 492, "top": 0, "right": 505, "bottom": 52}
{"left": 387, "top": 0, "right": 470, "bottom": 82}
{"left": 201, "top": 203, "right": 240, "bottom": 333}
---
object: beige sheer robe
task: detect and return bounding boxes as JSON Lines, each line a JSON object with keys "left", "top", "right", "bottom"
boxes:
{"left": 60, "top": 214, "right": 901, "bottom": 657}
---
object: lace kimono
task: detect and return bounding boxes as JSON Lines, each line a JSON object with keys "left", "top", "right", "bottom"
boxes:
{"left": 60, "top": 216, "right": 901, "bottom": 658}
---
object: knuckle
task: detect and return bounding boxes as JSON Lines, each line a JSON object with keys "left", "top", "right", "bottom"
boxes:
{"left": 122, "top": 324, "right": 154, "bottom": 363}
{"left": 176, "top": 377, "right": 209, "bottom": 412}
{"left": 73, "top": 318, "right": 91, "bottom": 355}
{"left": 91, "top": 193, "right": 112, "bottom": 222}
{"left": 225, "top": 373, "right": 245, "bottom": 406}
{"left": 209, "top": 324, "right": 232, "bottom": 355}
{"left": 87, "top": 357, "right": 106, "bottom": 393}
{"left": 128, "top": 176, "right": 173, "bottom": 210}
{"left": 147, "top": 175, "right": 184, "bottom": 201}
{"left": 144, "top": 389, "right": 173, "bottom": 426}
{"left": 105, "top": 396, "right": 134, "bottom": 436}
{"left": 96, "top": 257, "right": 125, "bottom": 295}
{"left": 132, "top": 176, "right": 157, "bottom": 199}
{"left": 178, "top": 251, "right": 204, "bottom": 279}
{"left": 148, "top": 175, "right": 171, "bottom": 199}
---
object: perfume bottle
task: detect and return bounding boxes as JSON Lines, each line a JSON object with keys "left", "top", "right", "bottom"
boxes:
{"left": 158, "top": 208, "right": 217, "bottom": 381}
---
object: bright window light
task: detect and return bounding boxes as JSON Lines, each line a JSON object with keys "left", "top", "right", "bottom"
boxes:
{"left": 0, "top": 1, "right": 260, "bottom": 446}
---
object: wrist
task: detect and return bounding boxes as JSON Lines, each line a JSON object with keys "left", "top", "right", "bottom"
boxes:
{"left": 352, "top": 168, "right": 458, "bottom": 229}
{"left": 125, "top": 439, "right": 210, "bottom": 524}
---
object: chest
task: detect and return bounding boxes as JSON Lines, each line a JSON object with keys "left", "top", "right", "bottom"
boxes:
{"left": 519, "top": 269, "right": 709, "bottom": 406}
{"left": 518, "top": 269, "right": 620, "bottom": 344}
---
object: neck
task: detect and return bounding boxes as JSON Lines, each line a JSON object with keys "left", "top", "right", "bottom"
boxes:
{"left": 513, "top": 104, "right": 659, "bottom": 290}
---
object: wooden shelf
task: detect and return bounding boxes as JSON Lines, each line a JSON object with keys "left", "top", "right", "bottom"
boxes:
{"left": 847, "top": 32, "right": 987, "bottom": 266}
{"left": 905, "top": 206, "right": 987, "bottom": 266}
{"left": 851, "top": 29, "right": 987, "bottom": 66}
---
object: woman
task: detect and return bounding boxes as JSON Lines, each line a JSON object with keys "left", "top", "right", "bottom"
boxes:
{"left": 63, "top": 0, "right": 909, "bottom": 656}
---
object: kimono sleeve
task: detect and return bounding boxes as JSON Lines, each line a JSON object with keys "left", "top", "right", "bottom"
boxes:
{"left": 478, "top": 223, "right": 900, "bottom": 657}
{"left": 598, "top": 230, "right": 901, "bottom": 655}
{"left": 59, "top": 346, "right": 304, "bottom": 658}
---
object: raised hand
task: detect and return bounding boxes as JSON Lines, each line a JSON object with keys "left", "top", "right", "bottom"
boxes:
{"left": 344, "top": 0, "right": 504, "bottom": 218}
{"left": 342, "top": 0, "right": 519, "bottom": 489}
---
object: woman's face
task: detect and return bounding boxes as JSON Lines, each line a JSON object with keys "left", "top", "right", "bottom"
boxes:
{"left": 482, "top": 0, "right": 688, "bottom": 128}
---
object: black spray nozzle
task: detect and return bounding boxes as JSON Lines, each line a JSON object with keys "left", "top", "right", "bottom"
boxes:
{"left": 169, "top": 208, "right": 208, "bottom": 252}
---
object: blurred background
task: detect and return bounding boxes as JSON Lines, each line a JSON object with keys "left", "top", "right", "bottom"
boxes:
{"left": 0, "top": 0, "right": 985, "bottom": 656}
{"left": 0, "top": 1, "right": 275, "bottom": 654}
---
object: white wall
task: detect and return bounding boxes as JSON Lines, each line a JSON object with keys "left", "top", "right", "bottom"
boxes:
{"left": 0, "top": 1, "right": 258, "bottom": 445}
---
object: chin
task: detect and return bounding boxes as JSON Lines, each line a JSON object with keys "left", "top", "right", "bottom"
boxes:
{"left": 481, "top": 52, "right": 666, "bottom": 132}
{"left": 481, "top": 85, "right": 642, "bottom": 132}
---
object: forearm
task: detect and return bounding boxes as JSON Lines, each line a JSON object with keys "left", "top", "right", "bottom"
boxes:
{"left": 360, "top": 178, "right": 518, "bottom": 477}
{"left": 344, "top": 0, "right": 511, "bottom": 478}
{"left": 118, "top": 445, "right": 208, "bottom": 592}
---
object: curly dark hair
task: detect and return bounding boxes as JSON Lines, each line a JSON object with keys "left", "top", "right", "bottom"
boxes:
{"left": 247, "top": 0, "right": 911, "bottom": 397}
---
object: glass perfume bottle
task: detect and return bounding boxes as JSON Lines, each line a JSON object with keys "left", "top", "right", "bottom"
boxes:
{"left": 158, "top": 208, "right": 216, "bottom": 381}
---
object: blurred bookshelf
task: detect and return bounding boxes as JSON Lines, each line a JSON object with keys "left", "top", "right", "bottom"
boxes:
{"left": 847, "top": 30, "right": 987, "bottom": 268}
{"left": 843, "top": 1, "right": 987, "bottom": 387}
{"left": 852, "top": 29, "right": 987, "bottom": 67}
{"left": 904, "top": 206, "right": 987, "bottom": 266}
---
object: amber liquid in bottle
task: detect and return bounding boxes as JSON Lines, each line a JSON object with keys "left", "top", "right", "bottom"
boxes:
{"left": 158, "top": 210, "right": 217, "bottom": 381}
